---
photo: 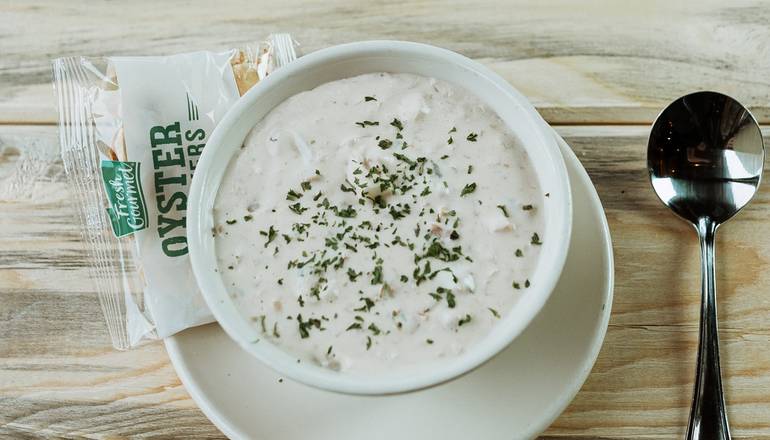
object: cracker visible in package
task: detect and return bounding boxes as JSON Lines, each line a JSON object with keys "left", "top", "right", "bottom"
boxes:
{"left": 52, "top": 34, "right": 299, "bottom": 349}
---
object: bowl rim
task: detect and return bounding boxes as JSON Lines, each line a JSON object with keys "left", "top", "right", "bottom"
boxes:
{"left": 187, "top": 40, "right": 573, "bottom": 395}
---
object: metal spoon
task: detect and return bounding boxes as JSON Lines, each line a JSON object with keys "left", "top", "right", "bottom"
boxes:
{"left": 648, "top": 91, "right": 764, "bottom": 440}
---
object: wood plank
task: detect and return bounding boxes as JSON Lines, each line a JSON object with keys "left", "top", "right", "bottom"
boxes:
{"left": 3, "top": 124, "right": 770, "bottom": 438}
{"left": 3, "top": 0, "right": 770, "bottom": 125}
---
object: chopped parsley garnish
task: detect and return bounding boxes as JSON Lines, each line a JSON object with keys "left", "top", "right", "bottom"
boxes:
{"left": 354, "top": 297, "right": 375, "bottom": 312}
{"left": 259, "top": 226, "right": 277, "bottom": 247}
{"left": 366, "top": 336, "right": 372, "bottom": 350}
{"left": 522, "top": 204, "right": 534, "bottom": 211}
{"left": 364, "top": 96, "right": 377, "bottom": 102}
{"left": 449, "top": 126, "right": 457, "bottom": 133}
{"left": 346, "top": 323, "right": 362, "bottom": 331}
{"left": 289, "top": 203, "right": 307, "bottom": 215}
{"left": 458, "top": 314, "right": 472, "bottom": 326}
{"left": 488, "top": 308, "right": 500, "bottom": 318}
{"left": 347, "top": 268, "right": 362, "bottom": 282}
{"left": 355, "top": 120, "right": 379, "bottom": 127}
{"left": 378, "top": 139, "right": 393, "bottom": 150}
{"left": 301, "top": 181, "right": 312, "bottom": 191}
{"left": 513, "top": 282, "right": 521, "bottom": 289}
{"left": 447, "top": 137, "right": 453, "bottom": 145}
{"left": 466, "top": 132, "right": 478, "bottom": 142}
{"left": 296, "top": 314, "right": 322, "bottom": 339}
{"left": 225, "top": 219, "right": 237, "bottom": 225}
{"left": 336, "top": 206, "right": 357, "bottom": 218}
{"left": 243, "top": 215, "right": 253, "bottom": 221}
{"left": 390, "top": 118, "right": 404, "bottom": 131}
{"left": 286, "top": 189, "right": 302, "bottom": 201}
{"left": 496, "top": 204, "right": 509, "bottom": 217}
{"left": 515, "top": 249, "right": 523, "bottom": 257}
{"left": 460, "top": 182, "right": 477, "bottom": 197}
{"left": 426, "top": 339, "right": 434, "bottom": 344}
{"left": 371, "top": 261, "right": 384, "bottom": 284}
{"left": 467, "top": 165, "right": 473, "bottom": 174}
{"left": 531, "top": 233, "right": 542, "bottom": 245}
{"left": 525, "top": 279, "right": 531, "bottom": 288}
{"left": 368, "top": 323, "right": 381, "bottom": 335}
{"left": 446, "top": 291, "right": 456, "bottom": 308}
{"left": 273, "top": 323, "right": 281, "bottom": 338}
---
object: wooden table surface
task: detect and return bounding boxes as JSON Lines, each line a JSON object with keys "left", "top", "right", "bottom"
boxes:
{"left": 3, "top": 1, "right": 770, "bottom": 438}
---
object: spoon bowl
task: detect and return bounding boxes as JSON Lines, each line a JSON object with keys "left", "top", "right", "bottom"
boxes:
{"left": 648, "top": 91, "right": 764, "bottom": 440}
{"left": 649, "top": 91, "right": 764, "bottom": 223}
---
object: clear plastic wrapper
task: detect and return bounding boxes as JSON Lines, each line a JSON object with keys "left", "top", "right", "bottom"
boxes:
{"left": 52, "top": 34, "right": 299, "bottom": 349}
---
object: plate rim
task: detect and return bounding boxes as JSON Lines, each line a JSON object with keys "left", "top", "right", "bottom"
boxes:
{"left": 164, "top": 131, "right": 614, "bottom": 439}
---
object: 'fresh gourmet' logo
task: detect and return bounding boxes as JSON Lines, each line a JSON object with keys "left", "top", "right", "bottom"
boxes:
{"left": 101, "top": 160, "right": 149, "bottom": 237}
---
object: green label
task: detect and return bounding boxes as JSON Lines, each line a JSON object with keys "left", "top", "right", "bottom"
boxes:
{"left": 101, "top": 160, "right": 149, "bottom": 237}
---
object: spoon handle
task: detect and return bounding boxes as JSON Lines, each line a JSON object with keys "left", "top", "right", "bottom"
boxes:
{"left": 688, "top": 218, "right": 730, "bottom": 440}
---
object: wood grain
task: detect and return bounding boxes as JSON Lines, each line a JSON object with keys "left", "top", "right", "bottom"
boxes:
{"left": 4, "top": 0, "right": 770, "bottom": 125}
{"left": 3, "top": 125, "right": 770, "bottom": 438}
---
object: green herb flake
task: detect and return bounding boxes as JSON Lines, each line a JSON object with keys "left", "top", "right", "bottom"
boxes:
{"left": 531, "top": 232, "right": 542, "bottom": 245}
{"left": 426, "top": 339, "right": 434, "bottom": 344}
{"left": 515, "top": 249, "right": 523, "bottom": 257}
{"left": 347, "top": 268, "right": 362, "bottom": 282}
{"left": 289, "top": 203, "right": 307, "bottom": 215}
{"left": 449, "top": 127, "right": 457, "bottom": 133}
{"left": 390, "top": 118, "right": 404, "bottom": 131}
{"left": 525, "top": 279, "right": 531, "bottom": 288}
{"left": 447, "top": 137, "right": 453, "bottom": 145}
{"left": 458, "top": 314, "right": 472, "bottom": 326}
{"left": 460, "top": 182, "right": 477, "bottom": 197}
{"left": 258, "top": 315, "right": 267, "bottom": 333}
{"left": 366, "top": 336, "right": 372, "bottom": 350}
{"left": 522, "top": 204, "right": 534, "bottom": 211}
{"left": 336, "top": 205, "right": 357, "bottom": 218}
{"left": 259, "top": 225, "right": 277, "bottom": 248}
{"left": 513, "top": 281, "right": 521, "bottom": 289}
{"left": 354, "top": 297, "right": 376, "bottom": 312}
{"left": 466, "top": 132, "right": 478, "bottom": 142}
{"left": 467, "top": 165, "right": 473, "bottom": 174}
{"left": 497, "top": 204, "right": 509, "bottom": 218}
{"left": 371, "top": 261, "right": 384, "bottom": 285}
{"left": 225, "top": 219, "right": 237, "bottom": 225}
{"left": 446, "top": 291, "right": 456, "bottom": 308}
{"left": 368, "top": 323, "right": 381, "bottom": 335}
{"left": 378, "top": 139, "right": 393, "bottom": 150}
{"left": 346, "top": 322, "right": 362, "bottom": 331}
{"left": 301, "top": 181, "right": 312, "bottom": 191}
{"left": 355, "top": 120, "right": 379, "bottom": 128}
{"left": 243, "top": 215, "right": 253, "bottom": 222}
{"left": 286, "top": 189, "right": 302, "bottom": 201}
{"left": 296, "top": 313, "right": 321, "bottom": 339}
{"left": 488, "top": 308, "right": 501, "bottom": 318}
{"left": 364, "top": 96, "right": 377, "bottom": 102}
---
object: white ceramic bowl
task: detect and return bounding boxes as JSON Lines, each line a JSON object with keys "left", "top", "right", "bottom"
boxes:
{"left": 188, "top": 41, "right": 572, "bottom": 395}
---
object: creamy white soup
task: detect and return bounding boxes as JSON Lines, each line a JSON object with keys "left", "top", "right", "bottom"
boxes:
{"left": 213, "top": 73, "right": 545, "bottom": 374}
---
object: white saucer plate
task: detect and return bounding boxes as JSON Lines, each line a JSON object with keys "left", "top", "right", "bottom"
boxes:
{"left": 165, "top": 132, "right": 614, "bottom": 440}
